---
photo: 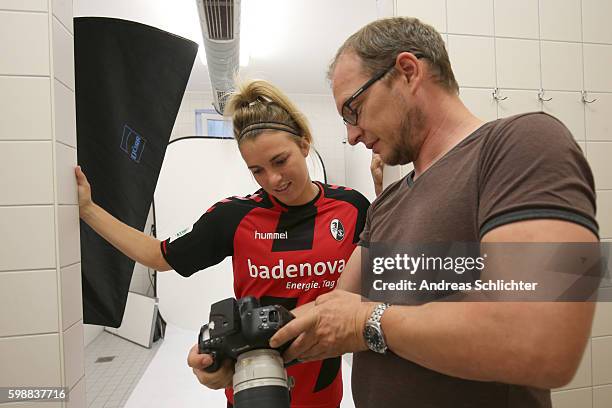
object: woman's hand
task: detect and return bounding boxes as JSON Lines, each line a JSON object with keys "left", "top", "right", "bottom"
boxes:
{"left": 75, "top": 166, "right": 94, "bottom": 215}
{"left": 370, "top": 153, "right": 384, "bottom": 196}
{"left": 187, "top": 344, "right": 234, "bottom": 390}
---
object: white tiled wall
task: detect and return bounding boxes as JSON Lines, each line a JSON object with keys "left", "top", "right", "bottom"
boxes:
{"left": 52, "top": 15, "right": 74, "bottom": 90}
{"left": 0, "top": 1, "right": 85, "bottom": 406}
{"left": 54, "top": 79, "right": 77, "bottom": 147}
{"left": 594, "top": 384, "right": 612, "bottom": 408}
{"left": 0, "top": 11, "right": 50, "bottom": 75}
{"left": 58, "top": 205, "right": 81, "bottom": 267}
{"left": 495, "top": 38, "right": 541, "bottom": 89}
{"left": 496, "top": 89, "right": 542, "bottom": 118}
{"left": 585, "top": 93, "right": 612, "bottom": 142}
{"left": 52, "top": 0, "right": 72, "bottom": 33}
{"left": 61, "top": 263, "right": 83, "bottom": 330}
{"left": 582, "top": 0, "right": 612, "bottom": 44}
{"left": 551, "top": 387, "right": 593, "bottom": 408}
{"left": 0, "top": 141, "right": 54, "bottom": 205}
{"left": 390, "top": 1, "right": 612, "bottom": 407}
{"left": 0, "top": 334, "right": 62, "bottom": 386}
{"left": 592, "top": 336, "right": 612, "bottom": 386}
{"left": 586, "top": 143, "right": 612, "bottom": 191}
{"left": 0, "top": 0, "right": 48, "bottom": 12}
{"left": 63, "top": 321, "right": 85, "bottom": 389}
{"left": 539, "top": 0, "right": 581, "bottom": 42}
{"left": 583, "top": 44, "right": 612, "bottom": 93}
{"left": 0, "top": 76, "right": 52, "bottom": 140}
{"left": 395, "top": 0, "right": 446, "bottom": 32}
{"left": 0, "top": 206, "right": 56, "bottom": 271}
{"left": 540, "top": 41, "right": 583, "bottom": 91}
{"left": 448, "top": 35, "right": 496, "bottom": 88}
{"left": 494, "top": 0, "right": 540, "bottom": 39}
{"left": 447, "top": 0, "right": 494, "bottom": 36}
{"left": 0, "top": 270, "right": 59, "bottom": 336}
{"left": 56, "top": 141, "right": 78, "bottom": 204}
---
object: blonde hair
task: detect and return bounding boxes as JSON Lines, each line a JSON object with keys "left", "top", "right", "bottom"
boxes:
{"left": 225, "top": 80, "right": 313, "bottom": 146}
{"left": 329, "top": 17, "right": 459, "bottom": 94}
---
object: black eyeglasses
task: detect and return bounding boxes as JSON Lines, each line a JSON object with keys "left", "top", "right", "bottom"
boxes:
{"left": 341, "top": 54, "right": 424, "bottom": 126}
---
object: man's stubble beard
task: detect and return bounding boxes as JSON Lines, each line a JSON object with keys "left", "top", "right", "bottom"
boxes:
{"left": 385, "top": 104, "right": 425, "bottom": 166}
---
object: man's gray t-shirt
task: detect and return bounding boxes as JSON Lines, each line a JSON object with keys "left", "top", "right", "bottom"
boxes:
{"left": 353, "top": 112, "right": 598, "bottom": 408}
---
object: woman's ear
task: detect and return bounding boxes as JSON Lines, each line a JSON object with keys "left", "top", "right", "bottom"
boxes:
{"left": 300, "top": 138, "right": 311, "bottom": 157}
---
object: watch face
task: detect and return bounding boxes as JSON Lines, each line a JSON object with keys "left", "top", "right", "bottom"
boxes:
{"left": 364, "top": 325, "right": 385, "bottom": 352}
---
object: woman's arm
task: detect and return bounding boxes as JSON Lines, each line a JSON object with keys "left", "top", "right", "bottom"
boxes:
{"left": 76, "top": 166, "right": 171, "bottom": 271}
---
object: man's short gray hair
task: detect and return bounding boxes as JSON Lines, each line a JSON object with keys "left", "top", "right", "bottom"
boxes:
{"left": 329, "top": 17, "right": 459, "bottom": 94}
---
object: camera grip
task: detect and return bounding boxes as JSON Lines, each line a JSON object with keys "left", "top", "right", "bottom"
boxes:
{"left": 201, "top": 349, "right": 222, "bottom": 373}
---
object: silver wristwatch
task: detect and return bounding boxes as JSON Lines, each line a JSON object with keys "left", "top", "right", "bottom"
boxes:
{"left": 363, "top": 303, "right": 390, "bottom": 354}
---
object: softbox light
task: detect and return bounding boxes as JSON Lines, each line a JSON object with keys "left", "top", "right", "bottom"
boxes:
{"left": 74, "top": 17, "right": 198, "bottom": 327}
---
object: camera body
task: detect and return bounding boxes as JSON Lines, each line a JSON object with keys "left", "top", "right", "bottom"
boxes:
{"left": 198, "top": 296, "right": 294, "bottom": 372}
{"left": 199, "top": 296, "right": 296, "bottom": 408}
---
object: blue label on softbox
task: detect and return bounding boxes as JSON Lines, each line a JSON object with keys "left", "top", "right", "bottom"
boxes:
{"left": 120, "top": 124, "right": 146, "bottom": 163}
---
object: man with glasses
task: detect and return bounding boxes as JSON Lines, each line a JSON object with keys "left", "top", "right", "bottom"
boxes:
{"left": 270, "top": 17, "right": 599, "bottom": 408}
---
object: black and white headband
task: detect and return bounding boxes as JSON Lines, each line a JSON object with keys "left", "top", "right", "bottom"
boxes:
{"left": 238, "top": 121, "right": 301, "bottom": 138}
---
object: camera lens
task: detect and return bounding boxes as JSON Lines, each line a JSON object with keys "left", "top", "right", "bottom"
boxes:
{"left": 233, "top": 350, "right": 290, "bottom": 408}
{"left": 234, "top": 386, "right": 290, "bottom": 408}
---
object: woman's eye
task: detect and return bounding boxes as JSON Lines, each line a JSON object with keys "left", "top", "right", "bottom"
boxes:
{"left": 251, "top": 169, "right": 261, "bottom": 175}
{"left": 275, "top": 159, "right": 287, "bottom": 166}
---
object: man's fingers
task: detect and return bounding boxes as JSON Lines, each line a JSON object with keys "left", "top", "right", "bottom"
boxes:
{"left": 300, "top": 350, "right": 330, "bottom": 363}
{"left": 269, "top": 312, "right": 317, "bottom": 348}
{"left": 282, "top": 332, "right": 316, "bottom": 363}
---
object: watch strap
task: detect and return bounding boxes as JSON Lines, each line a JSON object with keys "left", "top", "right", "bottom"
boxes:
{"left": 368, "top": 303, "right": 390, "bottom": 324}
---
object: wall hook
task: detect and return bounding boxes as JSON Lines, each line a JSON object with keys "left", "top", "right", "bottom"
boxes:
{"left": 538, "top": 89, "right": 552, "bottom": 102}
{"left": 581, "top": 91, "right": 597, "bottom": 104}
{"left": 492, "top": 88, "right": 508, "bottom": 101}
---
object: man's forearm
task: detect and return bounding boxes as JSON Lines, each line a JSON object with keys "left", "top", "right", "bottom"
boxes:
{"left": 380, "top": 301, "right": 594, "bottom": 389}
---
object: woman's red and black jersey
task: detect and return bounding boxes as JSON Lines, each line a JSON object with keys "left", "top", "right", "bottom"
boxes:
{"left": 160, "top": 181, "right": 369, "bottom": 408}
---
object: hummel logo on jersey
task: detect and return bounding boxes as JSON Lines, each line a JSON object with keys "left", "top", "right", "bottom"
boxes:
{"left": 254, "top": 230, "right": 288, "bottom": 240}
{"left": 330, "top": 219, "right": 345, "bottom": 241}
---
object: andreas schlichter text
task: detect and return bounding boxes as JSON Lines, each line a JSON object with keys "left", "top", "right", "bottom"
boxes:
{"left": 373, "top": 279, "right": 539, "bottom": 291}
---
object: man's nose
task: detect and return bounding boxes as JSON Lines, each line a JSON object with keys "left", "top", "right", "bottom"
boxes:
{"left": 346, "top": 124, "right": 363, "bottom": 146}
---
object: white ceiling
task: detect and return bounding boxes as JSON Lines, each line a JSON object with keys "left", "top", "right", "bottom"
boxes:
{"left": 74, "top": 0, "right": 379, "bottom": 94}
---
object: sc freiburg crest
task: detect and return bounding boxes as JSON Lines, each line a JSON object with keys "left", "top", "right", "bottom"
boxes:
{"left": 330, "top": 219, "right": 345, "bottom": 241}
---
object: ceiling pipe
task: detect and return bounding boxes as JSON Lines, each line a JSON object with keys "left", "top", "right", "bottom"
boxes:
{"left": 195, "top": 0, "right": 242, "bottom": 115}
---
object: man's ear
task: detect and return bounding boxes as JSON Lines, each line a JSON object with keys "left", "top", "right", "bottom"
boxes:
{"left": 396, "top": 52, "right": 423, "bottom": 87}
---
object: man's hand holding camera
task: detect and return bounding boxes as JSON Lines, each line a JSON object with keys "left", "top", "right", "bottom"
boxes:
{"left": 270, "top": 290, "right": 376, "bottom": 362}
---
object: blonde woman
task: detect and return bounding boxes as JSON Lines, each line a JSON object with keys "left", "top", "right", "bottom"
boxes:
{"left": 76, "top": 80, "right": 370, "bottom": 408}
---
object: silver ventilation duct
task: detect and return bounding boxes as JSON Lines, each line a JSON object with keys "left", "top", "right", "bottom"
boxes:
{"left": 195, "top": 0, "right": 241, "bottom": 115}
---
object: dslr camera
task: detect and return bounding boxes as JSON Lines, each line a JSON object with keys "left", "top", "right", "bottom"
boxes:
{"left": 199, "top": 296, "right": 295, "bottom": 408}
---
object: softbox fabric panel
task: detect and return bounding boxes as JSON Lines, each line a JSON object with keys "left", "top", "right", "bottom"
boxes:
{"left": 74, "top": 17, "right": 198, "bottom": 327}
